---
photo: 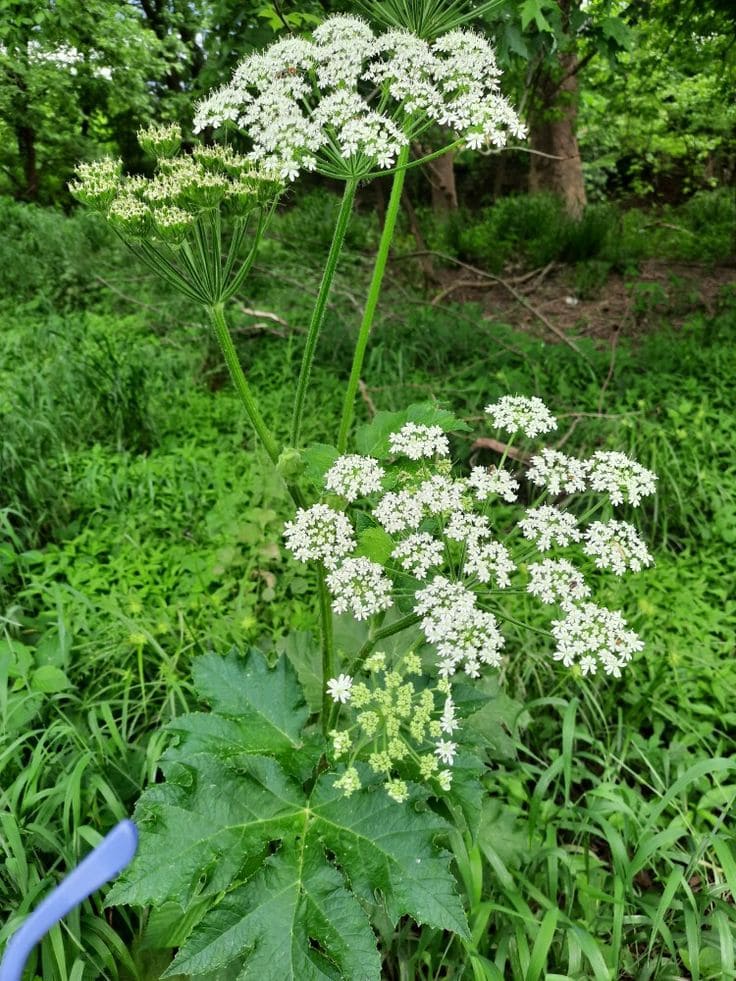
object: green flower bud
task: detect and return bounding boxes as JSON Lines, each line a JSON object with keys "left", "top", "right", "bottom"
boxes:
{"left": 138, "top": 122, "right": 182, "bottom": 159}
{"left": 276, "top": 447, "right": 305, "bottom": 480}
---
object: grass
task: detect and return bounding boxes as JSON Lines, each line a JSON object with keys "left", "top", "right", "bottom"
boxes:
{"left": 1, "top": 192, "right": 735, "bottom": 978}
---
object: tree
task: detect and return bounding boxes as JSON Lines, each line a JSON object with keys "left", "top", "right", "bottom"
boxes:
{"left": 0, "top": 0, "right": 172, "bottom": 201}
{"left": 484, "top": 0, "right": 634, "bottom": 215}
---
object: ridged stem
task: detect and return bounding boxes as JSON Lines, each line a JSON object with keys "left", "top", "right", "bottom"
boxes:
{"left": 337, "top": 144, "right": 409, "bottom": 451}
{"left": 290, "top": 179, "right": 358, "bottom": 447}
{"left": 207, "top": 302, "right": 281, "bottom": 465}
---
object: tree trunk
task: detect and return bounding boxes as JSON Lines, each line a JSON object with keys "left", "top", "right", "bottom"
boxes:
{"left": 427, "top": 149, "right": 458, "bottom": 212}
{"left": 16, "top": 122, "right": 38, "bottom": 202}
{"left": 528, "top": 51, "right": 586, "bottom": 218}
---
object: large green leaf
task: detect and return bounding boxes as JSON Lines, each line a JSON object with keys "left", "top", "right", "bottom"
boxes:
{"left": 192, "top": 649, "right": 309, "bottom": 755}
{"left": 109, "top": 649, "right": 468, "bottom": 978}
{"left": 168, "top": 842, "right": 380, "bottom": 980}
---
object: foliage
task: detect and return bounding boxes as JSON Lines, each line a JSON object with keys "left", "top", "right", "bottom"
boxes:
{"left": 580, "top": 0, "right": 736, "bottom": 199}
{"left": 417, "top": 188, "right": 735, "bottom": 273}
{"left": 108, "top": 649, "right": 467, "bottom": 979}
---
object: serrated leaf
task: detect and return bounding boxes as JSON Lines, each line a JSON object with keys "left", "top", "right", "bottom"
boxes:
{"left": 479, "top": 799, "right": 535, "bottom": 869}
{"left": 600, "top": 15, "right": 631, "bottom": 50}
{"left": 355, "top": 402, "right": 470, "bottom": 458}
{"left": 520, "top": 0, "right": 552, "bottom": 33}
{"left": 462, "top": 680, "right": 528, "bottom": 762}
{"left": 107, "top": 754, "right": 302, "bottom": 907}
{"left": 311, "top": 775, "right": 468, "bottom": 937}
{"left": 302, "top": 442, "right": 340, "bottom": 485}
{"left": 446, "top": 753, "right": 486, "bottom": 841}
{"left": 167, "top": 843, "right": 380, "bottom": 980}
{"left": 193, "top": 649, "right": 308, "bottom": 754}
{"left": 277, "top": 631, "right": 322, "bottom": 713}
{"left": 110, "top": 653, "right": 469, "bottom": 977}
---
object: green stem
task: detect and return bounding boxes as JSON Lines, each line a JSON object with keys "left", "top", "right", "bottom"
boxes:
{"left": 362, "top": 139, "right": 462, "bottom": 181}
{"left": 318, "top": 566, "right": 335, "bottom": 735}
{"left": 290, "top": 179, "right": 358, "bottom": 447}
{"left": 207, "top": 302, "right": 281, "bottom": 465}
{"left": 337, "top": 144, "right": 409, "bottom": 452}
{"left": 348, "top": 613, "right": 420, "bottom": 675}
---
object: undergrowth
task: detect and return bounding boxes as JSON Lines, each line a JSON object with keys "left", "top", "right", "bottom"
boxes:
{"left": 1, "top": 196, "right": 735, "bottom": 978}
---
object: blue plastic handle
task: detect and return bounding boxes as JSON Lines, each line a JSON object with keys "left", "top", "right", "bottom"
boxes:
{"left": 0, "top": 820, "right": 138, "bottom": 981}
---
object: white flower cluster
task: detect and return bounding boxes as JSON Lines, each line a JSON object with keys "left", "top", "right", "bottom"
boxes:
{"left": 325, "top": 454, "right": 385, "bottom": 501}
{"left": 68, "top": 157, "right": 122, "bottom": 209}
{"left": 527, "top": 559, "right": 591, "bottom": 609}
{"left": 283, "top": 503, "right": 355, "bottom": 567}
{"left": 464, "top": 539, "right": 514, "bottom": 588}
{"left": 528, "top": 448, "right": 587, "bottom": 495}
{"left": 586, "top": 451, "right": 658, "bottom": 507}
{"left": 137, "top": 122, "right": 182, "bottom": 158}
{"left": 518, "top": 505, "right": 581, "bottom": 551}
{"left": 468, "top": 465, "right": 519, "bottom": 502}
{"left": 485, "top": 395, "right": 558, "bottom": 438}
{"left": 71, "top": 138, "right": 284, "bottom": 238}
{"left": 388, "top": 422, "right": 449, "bottom": 460}
{"left": 326, "top": 557, "right": 393, "bottom": 619}
{"left": 583, "top": 520, "right": 653, "bottom": 575}
{"left": 283, "top": 397, "right": 657, "bottom": 802}
{"left": 415, "top": 576, "right": 504, "bottom": 676}
{"left": 193, "top": 15, "right": 525, "bottom": 180}
{"left": 551, "top": 603, "right": 644, "bottom": 677}
{"left": 392, "top": 532, "right": 445, "bottom": 580}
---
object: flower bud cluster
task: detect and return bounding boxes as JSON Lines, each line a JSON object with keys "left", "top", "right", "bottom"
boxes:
{"left": 326, "top": 653, "right": 456, "bottom": 802}
{"left": 70, "top": 128, "right": 284, "bottom": 244}
{"left": 193, "top": 14, "right": 525, "bottom": 181}
{"left": 283, "top": 402, "right": 657, "bottom": 802}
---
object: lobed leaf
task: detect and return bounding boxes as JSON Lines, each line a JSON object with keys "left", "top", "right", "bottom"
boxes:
{"left": 109, "top": 649, "right": 468, "bottom": 978}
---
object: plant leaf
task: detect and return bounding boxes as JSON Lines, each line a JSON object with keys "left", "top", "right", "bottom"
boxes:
{"left": 311, "top": 775, "right": 469, "bottom": 937}
{"left": 167, "top": 842, "right": 380, "bottom": 980}
{"left": 193, "top": 649, "right": 308, "bottom": 755}
{"left": 355, "top": 402, "right": 470, "bottom": 458}
{"left": 109, "top": 650, "right": 468, "bottom": 977}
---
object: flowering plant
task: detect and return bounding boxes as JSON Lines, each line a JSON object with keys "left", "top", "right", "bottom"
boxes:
{"left": 74, "top": 8, "right": 657, "bottom": 978}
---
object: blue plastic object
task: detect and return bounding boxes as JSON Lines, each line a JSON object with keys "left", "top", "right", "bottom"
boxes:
{"left": 0, "top": 820, "right": 138, "bottom": 981}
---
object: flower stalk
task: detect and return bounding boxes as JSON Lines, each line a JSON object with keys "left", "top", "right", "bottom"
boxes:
{"left": 291, "top": 178, "right": 359, "bottom": 447}
{"left": 337, "top": 143, "right": 410, "bottom": 451}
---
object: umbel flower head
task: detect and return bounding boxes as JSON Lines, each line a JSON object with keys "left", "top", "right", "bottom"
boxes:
{"left": 193, "top": 14, "right": 525, "bottom": 181}
{"left": 284, "top": 398, "right": 657, "bottom": 803}
{"left": 70, "top": 125, "right": 284, "bottom": 306}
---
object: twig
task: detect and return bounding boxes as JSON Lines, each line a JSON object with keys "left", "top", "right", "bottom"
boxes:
{"left": 358, "top": 379, "right": 377, "bottom": 417}
{"left": 236, "top": 304, "right": 291, "bottom": 328}
{"left": 469, "top": 437, "right": 530, "bottom": 463}
{"left": 520, "top": 260, "right": 558, "bottom": 293}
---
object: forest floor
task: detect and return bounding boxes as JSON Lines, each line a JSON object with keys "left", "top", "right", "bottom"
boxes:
{"left": 423, "top": 256, "right": 736, "bottom": 342}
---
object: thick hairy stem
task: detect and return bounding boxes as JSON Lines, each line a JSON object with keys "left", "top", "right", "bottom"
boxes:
{"left": 291, "top": 179, "right": 358, "bottom": 447}
{"left": 337, "top": 145, "right": 409, "bottom": 452}
{"left": 208, "top": 303, "right": 307, "bottom": 510}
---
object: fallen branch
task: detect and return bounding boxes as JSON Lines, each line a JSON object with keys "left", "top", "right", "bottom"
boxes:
{"left": 469, "top": 437, "right": 530, "bottom": 463}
